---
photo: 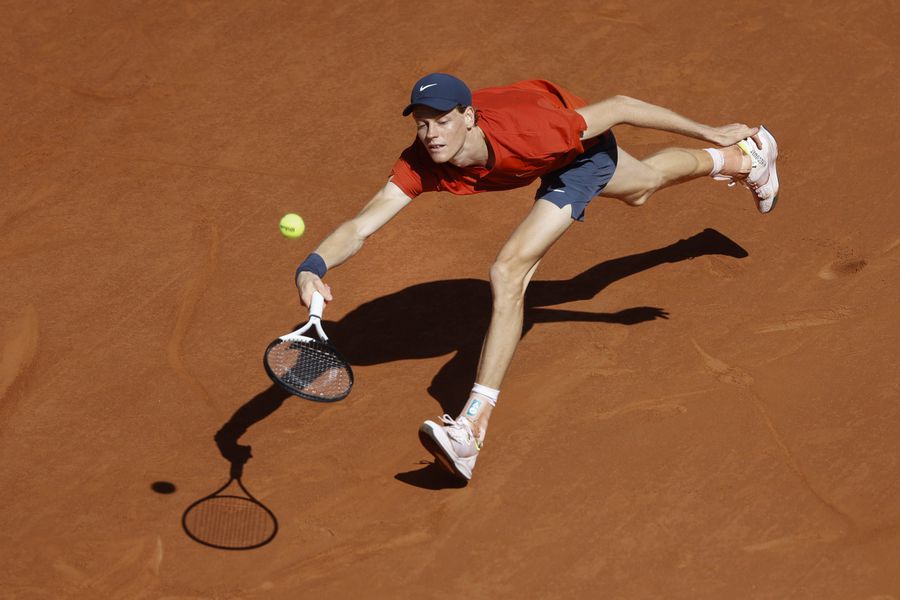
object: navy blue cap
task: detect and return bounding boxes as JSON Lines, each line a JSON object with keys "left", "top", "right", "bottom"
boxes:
{"left": 402, "top": 73, "right": 472, "bottom": 116}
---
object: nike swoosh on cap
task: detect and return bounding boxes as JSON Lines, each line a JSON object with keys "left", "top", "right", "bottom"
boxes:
{"left": 419, "top": 83, "right": 438, "bottom": 92}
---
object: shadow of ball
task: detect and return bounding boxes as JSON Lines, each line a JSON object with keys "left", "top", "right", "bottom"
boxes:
{"left": 151, "top": 481, "right": 177, "bottom": 494}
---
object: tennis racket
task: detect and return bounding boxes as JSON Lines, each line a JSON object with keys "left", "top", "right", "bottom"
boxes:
{"left": 182, "top": 461, "right": 278, "bottom": 550}
{"left": 263, "top": 290, "right": 353, "bottom": 402}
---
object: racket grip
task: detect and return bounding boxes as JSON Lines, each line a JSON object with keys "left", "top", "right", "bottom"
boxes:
{"left": 309, "top": 291, "right": 325, "bottom": 320}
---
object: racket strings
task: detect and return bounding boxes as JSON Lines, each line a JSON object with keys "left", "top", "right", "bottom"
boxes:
{"left": 267, "top": 340, "right": 352, "bottom": 400}
{"left": 183, "top": 495, "right": 276, "bottom": 549}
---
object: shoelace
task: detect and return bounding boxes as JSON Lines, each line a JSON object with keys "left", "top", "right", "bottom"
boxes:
{"left": 742, "top": 159, "right": 769, "bottom": 197}
{"left": 730, "top": 176, "right": 764, "bottom": 200}
{"left": 439, "top": 414, "right": 482, "bottom": 451}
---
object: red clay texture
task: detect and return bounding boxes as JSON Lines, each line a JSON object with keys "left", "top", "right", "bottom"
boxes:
{"left": 2, "top": 1, "right": 899, "bottom": 598}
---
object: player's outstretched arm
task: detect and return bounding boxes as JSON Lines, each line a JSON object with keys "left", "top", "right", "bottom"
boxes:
{"left": 296, "top": 181, "right": 411, "bottom": 307}
{"left": 576, "top": 95, "right": 757, "bottom": 146}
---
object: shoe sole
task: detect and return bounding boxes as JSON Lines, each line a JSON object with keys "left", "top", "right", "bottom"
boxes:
{"left": 759, "top": 124, "right": 779, "bottom": 212}
{"left": 744, "top": 124, "right": 779, "bottom": 213}
{"left": 418, "top": 422, "right": 473, "bottom": 481}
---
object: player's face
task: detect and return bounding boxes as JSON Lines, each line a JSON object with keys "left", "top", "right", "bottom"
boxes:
{"left": 412, "top": 106, "right": 471, "bottom": 163}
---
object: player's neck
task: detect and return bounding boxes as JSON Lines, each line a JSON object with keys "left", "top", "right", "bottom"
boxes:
{"left": 449, "top": 126, "right": 489, "bottom": 168}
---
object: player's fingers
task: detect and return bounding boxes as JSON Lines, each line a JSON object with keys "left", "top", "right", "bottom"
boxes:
{"left": 739, "top": 125, "right": 759, "bottom": 142}
{"left": 731, "top": 123, "right": 756, "bottom": 139}
{"left": 317, "top": 281, "right": 334, "bottom": 302}
{"left": 721, "top": 124, "right": 758, "bottom": 147}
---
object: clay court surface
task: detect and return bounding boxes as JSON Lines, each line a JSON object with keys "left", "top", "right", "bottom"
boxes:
{"left": 3, "top": 1, "right": 899, "bottom": 598}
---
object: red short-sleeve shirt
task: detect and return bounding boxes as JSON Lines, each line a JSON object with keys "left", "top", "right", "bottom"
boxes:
{"left": 390, "top": 80, "right": 595, "bottom": 198}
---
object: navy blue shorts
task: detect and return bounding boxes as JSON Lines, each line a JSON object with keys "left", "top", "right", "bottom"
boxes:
{"left": 535, "top": 130, "right": 618, "bottom": 222}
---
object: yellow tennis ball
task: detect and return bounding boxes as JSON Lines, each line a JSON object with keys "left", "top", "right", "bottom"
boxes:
{"left": 279, "top": 213, "right": 305, "bottom": 239}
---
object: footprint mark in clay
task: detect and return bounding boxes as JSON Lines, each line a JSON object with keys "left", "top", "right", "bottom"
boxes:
{"left": 818, "top": 258, "right": 867, "bottom": 280}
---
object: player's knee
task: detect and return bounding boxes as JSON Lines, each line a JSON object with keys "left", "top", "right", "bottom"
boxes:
{"left": 625, "top": 192, "right": 651, "bottom": 207}
{"left": 489, "top": 260, "right": 527, "bottom": 301}
{"left": 624, "top": 172, "right": 662, "bottom": 207}
{"left": 611, "top": 165, "right": 662, "bottom": 208}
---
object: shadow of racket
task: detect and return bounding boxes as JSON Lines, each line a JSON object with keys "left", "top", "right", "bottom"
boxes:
{"left": 182, "top": 460, "right": 278, "bottom": 550}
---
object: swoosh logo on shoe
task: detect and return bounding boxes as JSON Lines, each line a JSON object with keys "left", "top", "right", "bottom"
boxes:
{"left": 419, "top": 83, "right": 438, "bottom": 92}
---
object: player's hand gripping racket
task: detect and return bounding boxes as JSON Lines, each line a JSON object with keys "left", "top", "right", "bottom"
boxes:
{"left": 182, "top": 460, "right": 278, "bottom": 550}
{"left": 263, "top": 291, "right": 353, "bottom": 402}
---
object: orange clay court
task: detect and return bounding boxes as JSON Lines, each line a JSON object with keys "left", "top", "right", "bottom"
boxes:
{"left": 2, "top": 1, "right": 899, "bottom": 598}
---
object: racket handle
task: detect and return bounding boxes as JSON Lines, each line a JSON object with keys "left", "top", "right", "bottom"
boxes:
{"left": 309, "top": 291, "right": 325, "bottom": 320}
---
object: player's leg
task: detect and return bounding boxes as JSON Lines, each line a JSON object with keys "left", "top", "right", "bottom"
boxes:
{"left": 600, "top": 138, "right": 779, "bottom": 212}
{"left": 600, "top": 145, "right": 718, "bottom": 206}
{"left": 418, "top": 199, "right": 574, "bottom": 480}
{"left": 467, "top": 198, "right": 574, "bottom": 439}
{"left": 478, "top": 200, "right": 574, "bottom": 387}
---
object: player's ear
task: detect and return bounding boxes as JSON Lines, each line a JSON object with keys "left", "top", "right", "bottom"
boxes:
{"left": 463, "top": 105, "right": 476, "bottom": 128}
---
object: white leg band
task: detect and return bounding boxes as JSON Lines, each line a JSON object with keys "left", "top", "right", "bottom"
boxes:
{"left": 472, "top": 383, "right": 499, "bottom": 406}
{"left": 704, "top": 148, "right": 725, "bottom": 177}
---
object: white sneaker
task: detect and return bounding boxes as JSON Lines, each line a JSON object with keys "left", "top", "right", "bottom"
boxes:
{"left": 418, "top": 415, "right": 481, "bottom": 481}
{"left": 737, "top": 125, "right": 780, "bottom": 213}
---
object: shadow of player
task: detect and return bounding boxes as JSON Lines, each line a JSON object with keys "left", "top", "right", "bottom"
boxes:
{"left": 328, "top": 227, "right": 747, "bottom": 416}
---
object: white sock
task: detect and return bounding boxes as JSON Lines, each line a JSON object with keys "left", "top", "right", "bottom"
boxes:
{"left": 471, "top": 383, "right": 499, "bottom": 406}
{"left": 704, "top": 148, "right": 725, "bottom": 177}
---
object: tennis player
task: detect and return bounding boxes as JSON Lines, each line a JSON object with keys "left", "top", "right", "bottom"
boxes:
{"left": 294, "top": 73, "right": 779, "bottom": 481}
